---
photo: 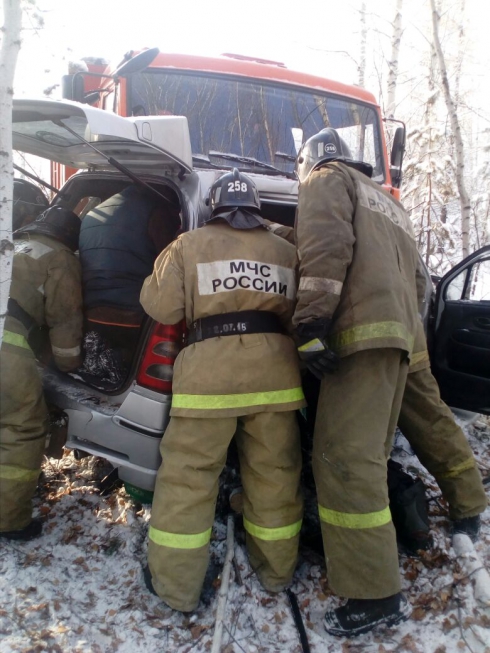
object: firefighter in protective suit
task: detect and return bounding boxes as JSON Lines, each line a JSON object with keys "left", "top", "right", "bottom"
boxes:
{"left": 264, "top": 223, "right": 487, "bottom": 543}
{"left": 399, "top": 322, "right": 487, "bottom": 540}
{"left": 141, "top": 169, "right": 305, "bottom": 612}
{"left": 0, "top": 207, "right": 83, "bottom": 540}
{"left": 293, "top": 128, "right": 420, "bottom": 636}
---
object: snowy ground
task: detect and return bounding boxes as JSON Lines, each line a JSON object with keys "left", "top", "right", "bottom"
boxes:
{"left": 1, "top": 416, "right": 489, "bottom": 653}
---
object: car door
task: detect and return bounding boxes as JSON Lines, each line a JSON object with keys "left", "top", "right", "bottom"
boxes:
{"left": 431, "top": 245, "right": 490, "bottom": 415}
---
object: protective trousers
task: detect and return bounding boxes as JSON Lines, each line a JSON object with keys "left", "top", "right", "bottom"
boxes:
{"left": 398, "top": 368, "right": 488, "bottom": 520}
{"left": 0, "top": 347, "right": 48, "bottom": 531}
{"left": 313, "top": 348, "right": 408, "bottom": 599}
{"left": 148, "top": 411, "right": 303, "bottom": 612}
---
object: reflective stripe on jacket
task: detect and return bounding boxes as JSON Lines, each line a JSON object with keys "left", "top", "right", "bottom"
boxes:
{"left": 293, "top": 162, "right": 420, "bottom": 358}
{"left": 140, "top": 222, "right": 306, "bottom": 417}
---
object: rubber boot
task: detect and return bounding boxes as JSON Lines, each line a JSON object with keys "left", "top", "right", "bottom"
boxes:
{"left": 0, "top": 519, "right": 42, "bottom": 542}
{"left": 452, "top": 515, "right": 481, "bottom": 543}
{"left": 143, "top": 566, "right": 158, "bottom": 596}
{"left": 324, "top": 592, "right": 412, "bottom": 637}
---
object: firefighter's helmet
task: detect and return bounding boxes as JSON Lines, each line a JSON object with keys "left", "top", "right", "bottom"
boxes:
{"left": 295, "top": 128, "right": 373, "bottom": 182}
{"left": 208, "top": 168, "right": 261, "bottom": 217}
{"left": 13, "top": 179, "right": 49, "bottom": 231}
{"left": 14, "top": 206, "right": 81, "bottom": 251}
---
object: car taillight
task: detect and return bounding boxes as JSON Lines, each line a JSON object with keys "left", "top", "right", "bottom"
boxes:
{"left": 136, "top": 322, "right": 185, "bottom": 393}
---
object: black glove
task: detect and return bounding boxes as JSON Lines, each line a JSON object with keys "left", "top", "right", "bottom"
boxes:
{"left": 296, "top": 319, "right": 339, "bottom": 380}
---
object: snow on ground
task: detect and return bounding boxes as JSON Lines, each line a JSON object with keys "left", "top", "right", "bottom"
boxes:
{"left": 0, "top": 417, "right": 489, "bottom": 653}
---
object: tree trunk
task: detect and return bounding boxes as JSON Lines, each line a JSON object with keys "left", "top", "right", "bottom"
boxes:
{"left": 386, "top": 0, "right": 403, "bottom": 119}
{"left": 358, "top": 1, "right": 367, "bottom": 88}
{"left": 430, "top": 0, "right": 471, "bottom": 258}
{"left": 0, "top": 0, "right": 23, "bottom": 344}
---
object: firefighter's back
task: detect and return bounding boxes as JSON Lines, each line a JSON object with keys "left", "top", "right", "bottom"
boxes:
{"left": 171, "top": 221, "right": 304, "bottom": 417}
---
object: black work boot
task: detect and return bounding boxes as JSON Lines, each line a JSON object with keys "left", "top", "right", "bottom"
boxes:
{"left": 452, "top": 515, "right": 481, "bottom": 543}
{"left": 142, "top": 565, "right": 193, "bottom": 613}
{"left": 324, "top": 593, "right": 412, "bottom": 637}
{"left": 0, "top": 519, "right": 42, "bottom": 542}
{"left": 143, "top": 566, "right": 157, "bottom": 596}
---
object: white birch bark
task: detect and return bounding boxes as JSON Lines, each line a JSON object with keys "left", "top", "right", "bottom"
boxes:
{"left": 0, "top": 0, "right": 22, "bottom": 344}
{"left": 430, "top": 0, "right": 471, "bottom": 258}
{"left": 386, "top": 0, "right": 403, "bottom": 119}
{"left": 358, "top": 1, "right": 367, "bottom": 88}
{"left": 420, "top": 43, "right": 438, "bottom": 265}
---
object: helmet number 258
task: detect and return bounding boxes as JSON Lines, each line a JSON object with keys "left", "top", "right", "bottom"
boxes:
{"left": 228, "top": 181, "right": 248, "bottom": 193}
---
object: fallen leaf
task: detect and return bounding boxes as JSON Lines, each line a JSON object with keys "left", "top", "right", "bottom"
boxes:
{"left": 411, "top": 607, "right": 426, "bottom": 621}
{"left": 190, "top": 624, "right": 205, "bottom": 639}
{"left": 54, "top": 625, "right": 70, "bottom": 634}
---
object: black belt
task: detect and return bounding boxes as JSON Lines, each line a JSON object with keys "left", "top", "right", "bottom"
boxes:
{"left": 188, "top": 310, "right": 284, "bottom": 345}
{"left": 7, "top": 298, "right": 37, "bottom": 334}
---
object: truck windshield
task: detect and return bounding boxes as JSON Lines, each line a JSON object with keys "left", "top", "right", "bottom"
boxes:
{"left": 129, "top": 71, "right": 384, "bottom": 181}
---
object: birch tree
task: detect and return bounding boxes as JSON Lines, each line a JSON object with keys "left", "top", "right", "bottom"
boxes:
{"left": 385, "top": 0, "right": 403, "bottom": 120}
{"left": 358, "top": 2, "right": 367, "bottom": 88}
{"left": 0, "top": 0, "right": 22, "bottom": 344}
{"left": 430, "top": 0, "right": 471, "bottom": 258}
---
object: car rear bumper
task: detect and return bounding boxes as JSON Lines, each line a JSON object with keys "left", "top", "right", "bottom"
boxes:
{"left": 43, "top": 369, "right": 171, "bottom": 491}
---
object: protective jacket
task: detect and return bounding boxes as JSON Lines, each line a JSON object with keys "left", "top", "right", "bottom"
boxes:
{"left": 140, "top": 221, "right": 305, "bottom": 418}
{"left": 4, "top": 233, "right": 83, "bottom": 370}
{"left": 80, "top": 186, "right": 160, "bottom": 314}
{"left": 293, "top": 161, "right": 420, "bottom": 358}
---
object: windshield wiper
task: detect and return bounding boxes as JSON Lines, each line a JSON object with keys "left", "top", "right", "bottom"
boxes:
{"left": 192, "top": 154, "right": 223, "bottom": 169}
{"left": 208, "top": 151, "right": 294, "bottom": 178}
{"left": 274, "top": 151, "right": 296, "bottom": 162}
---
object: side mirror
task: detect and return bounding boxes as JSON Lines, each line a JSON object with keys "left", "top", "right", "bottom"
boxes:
{"left": 113, "top": 47, "right": 160, "bottom": 77}
{"left": 390, "top": 125, "right": 406, "bottom": 189}
{"left": 61, "top": 74, "right": 85, "bottom": 103}
{"left": 61, "top": 48, "right": 159, "bottom": 106}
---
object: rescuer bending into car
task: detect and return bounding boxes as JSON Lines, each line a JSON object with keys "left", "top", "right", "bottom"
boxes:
{"left": 398, "top": 321, "right": 487, "bottom": 541}
{"left": 0, "top": 208, "right": 83, "bottom": 541}
{"left": 79, "top": 184, "right": 181, "bottom": 374}
{"left": 292, "top": 128, "right": 421, "bottom": 636}
{"left": 140, "top": 169, "right": 305, "bottom": 612}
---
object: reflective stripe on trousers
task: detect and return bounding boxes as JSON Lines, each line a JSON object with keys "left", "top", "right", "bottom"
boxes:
{"left": 149, "top": 517, "right": 303, "bottom": 549}
{"left": 318, "top": 504, "right": 391, "bottom": 529}
{"left": 0, "top": 464, "right": 40, "bottom": 482}
{"left": 149, "top": 525, "right": 212, "bottom": 549}
{"left": 172, "top": 387, "right": 304, "bottom": 410}
{"left": 439, "top": 457, "right": 476, "bottom": 480}
{"left": 243, "top": 516, "right": 302, "bottom": 541}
